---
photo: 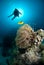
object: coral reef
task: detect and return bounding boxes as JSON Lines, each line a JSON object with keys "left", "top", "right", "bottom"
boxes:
{"left": 15, "top": 24, "right": 35, "bottom": 48}
{"left": 8, "top": 24, "right": 44, "bottom": 65}
{"left": 35, "top": 29, "right": 44, "bottom": 46}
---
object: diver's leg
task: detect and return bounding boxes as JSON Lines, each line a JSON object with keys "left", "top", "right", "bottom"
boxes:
{"left": 8, "top": 13, "right": 13, "bottom": 17}
{"left": 12, "top": 16, "right": 15, "bottom": 20}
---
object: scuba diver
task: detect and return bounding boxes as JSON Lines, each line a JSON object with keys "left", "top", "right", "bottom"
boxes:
{"left": 8, "top": 8, "right": 22, "bottom": 20}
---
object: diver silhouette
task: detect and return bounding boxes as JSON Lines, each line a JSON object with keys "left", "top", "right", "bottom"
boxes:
{"left": 8, "top": 8, "right": 22, "bottom": 20}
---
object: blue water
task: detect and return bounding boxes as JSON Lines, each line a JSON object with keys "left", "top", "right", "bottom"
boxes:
{"left": 0, "top": 0, "right": 44, "bottom": 65}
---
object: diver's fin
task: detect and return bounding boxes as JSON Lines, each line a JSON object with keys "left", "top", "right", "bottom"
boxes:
{"left": 8, "top": 13, "right": 13, "bottom": 17}
{"left": 12, "top": 16, "right": 15, "bottom": 20}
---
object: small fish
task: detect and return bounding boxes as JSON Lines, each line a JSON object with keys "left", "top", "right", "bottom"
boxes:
{"left": 18, "top": 21, "right": 24, "bottom": 25}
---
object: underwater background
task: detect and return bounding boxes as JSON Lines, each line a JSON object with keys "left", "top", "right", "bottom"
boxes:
{"left": 0, "top": 0, "right": 44, "bottom": 65}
